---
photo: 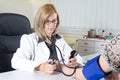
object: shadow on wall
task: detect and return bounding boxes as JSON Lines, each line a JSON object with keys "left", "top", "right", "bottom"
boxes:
{"left": 0, "top": 0, "right": 51, "bottom": 28}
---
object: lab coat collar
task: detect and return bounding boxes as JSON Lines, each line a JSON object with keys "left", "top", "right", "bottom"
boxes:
{"left": 38, "top": 34, "right": 62, "bottom": 43}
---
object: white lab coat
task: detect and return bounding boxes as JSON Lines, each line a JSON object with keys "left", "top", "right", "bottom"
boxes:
{"left": 11, "top": 33, "right": 83, "bottom": 72}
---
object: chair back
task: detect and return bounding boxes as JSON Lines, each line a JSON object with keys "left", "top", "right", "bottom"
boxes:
{"left": 0, "top": 13, "right": 32, "bottom": 72}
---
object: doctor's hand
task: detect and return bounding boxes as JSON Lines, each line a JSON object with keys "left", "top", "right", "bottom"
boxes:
{"left": 68, "top": 57, "right": 77, "bottom": 67}
{"left": 43, "top": 60, "right": 57, "bottom": 74}
{"left": 35, "top": 60, "right": 57, "bottom": 74}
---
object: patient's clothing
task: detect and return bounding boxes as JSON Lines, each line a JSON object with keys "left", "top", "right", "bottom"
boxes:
{"left": 103, "top": 34, "right": 120, "bottom": 72}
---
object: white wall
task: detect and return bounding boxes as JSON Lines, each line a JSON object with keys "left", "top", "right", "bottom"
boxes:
{"left": 51, "top": 0, "right": 120, "bottom": 36}
{"left": 0, "top": 0, "right": 50, "bottom": 27}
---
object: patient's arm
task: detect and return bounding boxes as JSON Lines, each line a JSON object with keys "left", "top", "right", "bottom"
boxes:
{"left": 74, "top": 34, "right": 120, "bottom": 80}
{"left": 73, "top": 54, "right": 111, "bottom": 80}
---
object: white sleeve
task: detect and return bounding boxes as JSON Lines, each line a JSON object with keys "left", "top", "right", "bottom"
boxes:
{"left": 11, "top": 34, "right": 40, "bottom": 72}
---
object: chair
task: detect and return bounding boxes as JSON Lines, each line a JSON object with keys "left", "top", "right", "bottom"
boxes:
{"left": 0, "top": 13, "right": 32, "bottom": 72}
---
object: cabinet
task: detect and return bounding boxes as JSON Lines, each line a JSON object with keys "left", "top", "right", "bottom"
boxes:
{"left": 76, "top": 38, "right": 110, "bottom": 56}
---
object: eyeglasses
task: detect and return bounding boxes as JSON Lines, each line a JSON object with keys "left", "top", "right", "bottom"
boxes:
{"left": 45, "top": 19, "right": 58, "bottom": 25}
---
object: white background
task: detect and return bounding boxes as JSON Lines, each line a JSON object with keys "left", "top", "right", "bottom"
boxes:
{"left": 51, "top": 0, "right": 120, "bottom": 35}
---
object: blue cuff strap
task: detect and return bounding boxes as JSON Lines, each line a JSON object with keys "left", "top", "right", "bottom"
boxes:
{"left": 82, "top": 55, "right": 111, "bottom": 80}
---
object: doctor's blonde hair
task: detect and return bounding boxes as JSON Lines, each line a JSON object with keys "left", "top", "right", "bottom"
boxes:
{"left": 34, "top": 3, "right": 60, "bottom": 40}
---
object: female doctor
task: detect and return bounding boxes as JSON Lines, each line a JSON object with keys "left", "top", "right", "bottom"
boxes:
{"left": 11, "top": 3, "right": 83, "bottom": 74}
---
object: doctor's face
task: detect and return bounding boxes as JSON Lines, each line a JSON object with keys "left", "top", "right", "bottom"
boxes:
{"left": 44, "top": 13, "right": 58, "bottom": 37}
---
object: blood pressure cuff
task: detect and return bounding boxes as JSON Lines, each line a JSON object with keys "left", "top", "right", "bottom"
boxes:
{"left": 82, "top": 55, "right": 111, "bottom": 80}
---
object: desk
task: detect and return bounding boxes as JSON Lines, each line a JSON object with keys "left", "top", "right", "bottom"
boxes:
{"left": 0, "top": 70, "right": 75, "bottom": 80}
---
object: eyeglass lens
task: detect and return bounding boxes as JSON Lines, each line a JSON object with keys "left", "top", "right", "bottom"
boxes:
{"left": 45, "top": 19, "right": 57, "bottom": 25}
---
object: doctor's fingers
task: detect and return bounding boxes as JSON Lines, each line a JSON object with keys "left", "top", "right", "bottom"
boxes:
{"left": 68, "top": 62, "right": 77, "bottom": 67}
{"left": 46, "top": 68, "right": 56, "bottom": 74}
{"left": 54, "top": 60, "right": 59, "bottom": 64}
{"left": 69, "top": 57, "right": 77, "bottom": 61}
{"left": 69, "top": 59, "right": 77, "bottom": 67}
{"left": 45, "top": 68, "right": 54, "bottom": 74}
{"left": 46, "top": 70, "right": 54, "bottom": 74}
{"left": 47, "top": 64, "right": 57, "bottom": 71}
{"left": 69, "top": 58, "right": 77, "bottom": 63}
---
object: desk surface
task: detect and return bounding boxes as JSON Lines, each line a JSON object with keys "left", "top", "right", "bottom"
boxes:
{"left": 0, "top": 70, "right": 75, "bottom": 80}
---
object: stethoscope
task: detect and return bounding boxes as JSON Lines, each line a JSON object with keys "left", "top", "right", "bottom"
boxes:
{"left": 32, "top": 35, "right": 81, "bottom": 76}
{"left": 47, "top": 36, "right": 81, "bottom": 76}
